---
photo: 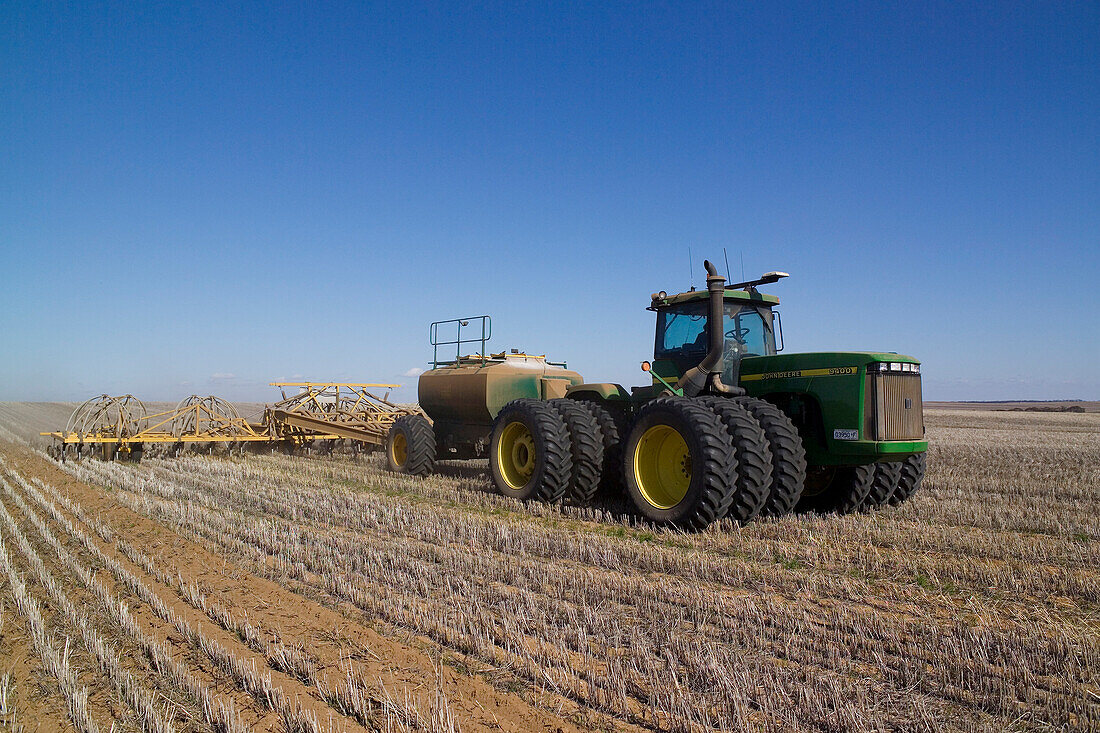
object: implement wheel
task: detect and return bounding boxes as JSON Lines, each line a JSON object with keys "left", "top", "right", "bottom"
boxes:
{"left": 490, "top": 399, "right": 572, "bottom": 502}
{"left": 386, "top": 414, "right": 436, "bottom": 476}
{"left": 624, "top": 398, "right": 736, "bottom": 530}
{"left": 888, "top": 453, "right": 927, "bottom": 505}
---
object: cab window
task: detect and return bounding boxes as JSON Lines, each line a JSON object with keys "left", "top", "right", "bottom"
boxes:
{"left": 655, "top": 300, "right": 776, "bottom": 383}
{"left": 721, "top": 304, "right": 776, "bottom": 385}
{"left": 654, "top": 302, "right": 708, "bottom": 363}
{"left": 723, "top": 304, "right": 774, "bottom": 358}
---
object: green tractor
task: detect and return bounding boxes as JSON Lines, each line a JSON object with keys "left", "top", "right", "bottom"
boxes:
{"left": 386, "top": 261, "right": 927, "bottom": 529}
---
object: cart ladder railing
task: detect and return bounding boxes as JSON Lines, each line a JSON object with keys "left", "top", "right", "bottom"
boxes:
{"left": 429, "top": 315, "right": 491, "bottom": 369}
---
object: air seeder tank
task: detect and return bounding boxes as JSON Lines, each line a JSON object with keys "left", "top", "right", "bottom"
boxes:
{"left": 419, "top": 352, "right": 583, "bottom": 458}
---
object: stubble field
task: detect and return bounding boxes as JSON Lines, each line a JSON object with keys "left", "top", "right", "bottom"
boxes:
{"left": 0, "top": 406, "right": 1096, "bottom": 732}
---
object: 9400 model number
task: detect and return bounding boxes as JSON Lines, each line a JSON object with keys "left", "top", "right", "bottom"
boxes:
{"left": 742, "top": 366, "right": 860, "bottom": 381}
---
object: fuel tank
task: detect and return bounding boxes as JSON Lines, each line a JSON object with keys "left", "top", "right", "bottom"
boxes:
{"left": 418, "top": 352, "right": 583, "bottom": 427}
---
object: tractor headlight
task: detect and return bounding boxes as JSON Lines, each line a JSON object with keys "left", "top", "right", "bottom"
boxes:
{"left": 869, "top": 362, "right": 921, "bottom": 374}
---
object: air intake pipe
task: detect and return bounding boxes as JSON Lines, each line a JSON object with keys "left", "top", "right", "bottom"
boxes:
{"left": 674, "top": 260, "right": 745, "bottom": 397}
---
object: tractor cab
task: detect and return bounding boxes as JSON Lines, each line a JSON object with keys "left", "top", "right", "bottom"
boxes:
{"left": 647, "top": 270, "right": 786, "bottom": 392}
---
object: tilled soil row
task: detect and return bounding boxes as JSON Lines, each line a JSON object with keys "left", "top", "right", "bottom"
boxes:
{"left": 0, "top": 464, "right": 265, "bottom": 732}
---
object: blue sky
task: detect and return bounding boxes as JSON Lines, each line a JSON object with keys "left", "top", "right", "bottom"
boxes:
{"left": 2, "top": 2, "right": 1097, "bottom": 403}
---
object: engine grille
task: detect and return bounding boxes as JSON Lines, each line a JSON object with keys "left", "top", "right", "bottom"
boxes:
{"left": 864, "top": 374, "right": 924, "bottom": 441}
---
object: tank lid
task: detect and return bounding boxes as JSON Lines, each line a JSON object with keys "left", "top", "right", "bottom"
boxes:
{"left": 491, "top": 351, "right": 546, "bottom": 360}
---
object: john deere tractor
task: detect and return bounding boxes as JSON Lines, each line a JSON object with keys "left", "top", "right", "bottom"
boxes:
{"left": 386, "top": 261, "right": 927, "bottom": 529}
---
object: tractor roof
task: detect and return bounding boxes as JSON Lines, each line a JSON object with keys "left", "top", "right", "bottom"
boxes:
{"left": 649, "top": 288, "right": 780, "bottom": 310}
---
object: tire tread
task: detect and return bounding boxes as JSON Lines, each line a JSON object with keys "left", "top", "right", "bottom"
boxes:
{"left": 388, "top": 414, "right": 436, "bottom": 476}
{"left": 698, "top": 397, "right": 771, "bottom": 523}
{"left": 577, "top": 400, "right": 627, "bottom": 496}
{"left": 550, "top": 399, "right": 604, "bottom": 505}
{"left": 889, "top": 453, "right": 927, "bottom": 505}
{"left": 737, "top": 397, "right": 807, "bottom": 516}
{"left": 863, "top": 462, "right": 903, "bottom": 509}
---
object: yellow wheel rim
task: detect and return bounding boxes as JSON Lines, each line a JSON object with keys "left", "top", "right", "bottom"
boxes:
{"left": 634, "top": 424, "right": 691, "bottom": 509}
{"left": 497, "top": 421, "right": 537, "bottom": 489}
{"left": 390, "top": 432, "right": 408, "bottom": 467}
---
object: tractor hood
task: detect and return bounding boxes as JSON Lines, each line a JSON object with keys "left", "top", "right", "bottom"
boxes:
{"left": 738, "top": 351, "right": 925, "bottom": 466}
{"left": 739, "top": 352, "right": 920, "bottom": 383}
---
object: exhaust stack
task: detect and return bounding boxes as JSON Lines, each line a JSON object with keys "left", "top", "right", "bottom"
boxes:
{"left": 674, "top": 260, "right": 745, "bottom": 398}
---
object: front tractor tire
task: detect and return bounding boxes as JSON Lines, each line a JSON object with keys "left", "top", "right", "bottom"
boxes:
{"left": 490, "top": 399, "right": 573, "bottom": 502}
{"left": 624, "top": 398, "right": 737, "bottom": 530}
{"left": 861, "top": 462, "right": 903, "bottom": 510}
{"left": 386, "top": 414, "right": 436, "bottom": 476}
{"left": 797, "top": 464, "right": 876, "bottom": 515}
{"left": 888, "top": 453, "right": 927, "bottom": 505}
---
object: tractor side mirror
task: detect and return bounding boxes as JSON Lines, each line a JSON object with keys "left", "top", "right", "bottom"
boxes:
{"left": 641, "top": 361, "right": 652, "bottom": 372}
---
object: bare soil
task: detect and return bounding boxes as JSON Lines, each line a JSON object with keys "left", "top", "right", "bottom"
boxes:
{"left": 0, "top": 611, "right": 73, "bottom": 732}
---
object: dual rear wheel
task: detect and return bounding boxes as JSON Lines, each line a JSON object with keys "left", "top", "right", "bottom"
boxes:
{"left": 490, "top": 399, "right": 574, "bottom": 502}
{"left": 487, "top": 395, "right": 811, "bottom": 529}
{"left": 623, "top": 396, "right": 809, "bottom": 528}
{"left": 489, "top": 398, "right": 608, "bottom": 504}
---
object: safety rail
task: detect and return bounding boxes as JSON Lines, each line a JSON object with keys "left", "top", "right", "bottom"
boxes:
{"left": 429, "top": 315, "right": 491, "bottom": 369}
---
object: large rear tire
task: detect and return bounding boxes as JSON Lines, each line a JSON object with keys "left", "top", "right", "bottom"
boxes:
{"left": 386, "top": 414, "right": 436, "bottom": 476}
{"left": 490, "top": 399, "right": 573, "bottom": 502}
{"left": 862, "top": 462, "right": 903, "bottom": 510}
{"left": 888, "top": 453, "right": 927, "bottom": 505}
{"left": 577, "top": 400, "right": 628, "bottom": 497}
{"left": 698, "top": 397, "right": 771, "bottom": 524}
{"left": 623, "top": 397, "right": 736, "bottom": 530}
{"left": 797, "top": 464, "right": 876, "bottom": 514}
{"left": 737, "top": 397, "right": 807, "bottom": 516}
{"left": 549, "top": 399, "right": 604, "bottom": 505}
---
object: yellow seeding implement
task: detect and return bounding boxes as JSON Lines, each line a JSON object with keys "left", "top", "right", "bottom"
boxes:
{"left": 42, "top": 382, "right": 416, "bottom": 461}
